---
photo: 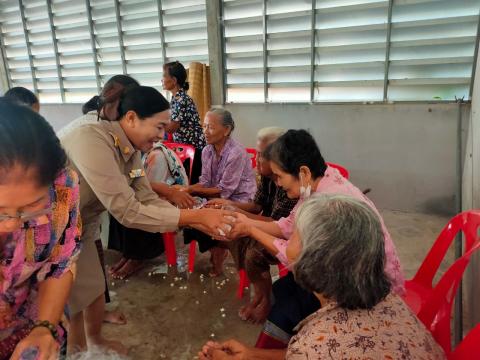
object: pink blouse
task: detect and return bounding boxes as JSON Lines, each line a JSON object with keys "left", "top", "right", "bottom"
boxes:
{"left": 273, "top": 166, "right": 405, "bottom": 294}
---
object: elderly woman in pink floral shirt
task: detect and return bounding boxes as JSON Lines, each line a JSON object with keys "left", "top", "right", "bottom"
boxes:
{"left": 227, "top": 129, "right": 404, "bottom": 348}
{"left": 0, "top": 99, "right": 81, "bottom": 360}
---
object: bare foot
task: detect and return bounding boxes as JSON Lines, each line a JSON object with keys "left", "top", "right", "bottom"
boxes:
{"left": 111, "top": 259, "right": 144, "bottom": 280}
{"left": 90, "top": 338, "right": 128, "bottom": 355}
{"left": 247, "top": 298, "right": 271, "bottom": 324}
{"left": 103, "top": 310, "right": 127, "bottom": 325}
{"left": 209, "top": 247, "right": 227, "bottom": 277}
{"left": 108, "top": 257, "right": 128, "bottom": 275}
{"left": 238, "top": 295, "right": 262, "bottom": 320}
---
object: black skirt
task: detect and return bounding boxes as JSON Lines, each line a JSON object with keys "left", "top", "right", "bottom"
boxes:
{"left": 107, "top": 215, "right": 164, "bottom": 260}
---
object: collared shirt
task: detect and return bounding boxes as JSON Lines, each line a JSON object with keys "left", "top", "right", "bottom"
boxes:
{"left": 286, "top": 293, "right": 445, "bottom": 359}
{"left": 199, "top": 137, "right": 257, "bottom": 202}
{"left": 273, "top": 166, "right": 405, "bottom": 295}
{"left": 0, "top": 168, "right": 81, "bottom": 343}
{"left": 60, "top": 120, "right": 180, "bottom": 238}
{"left": 254, "top": 176, "right": 297, "bottom": 221}
{"left": 170, "top": 89, "right": 206, "bottom": 149}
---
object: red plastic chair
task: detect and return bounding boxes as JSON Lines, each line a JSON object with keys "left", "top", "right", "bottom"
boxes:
{"left": 161, "top": 142, "right": 196, "bottom": 267}
{"left": 246, "top": 148, "right": 257, "bottom": 169}
{"left": 403, "top": 210, "right": 480, "bottom": 314}
{"left": 420, "top": 241, "right": 480, "bottom": 355}
{"left": 450, "top": 323, "right": 480, "bottom": 359}
{"left": 402, "top": 210, "right": 480, "bottom": 354}
{"left": 326, "top": 162, "right": 349, "bottom": 179}
{"left": 163, "top": 142, "right": 196, "bottom": 181}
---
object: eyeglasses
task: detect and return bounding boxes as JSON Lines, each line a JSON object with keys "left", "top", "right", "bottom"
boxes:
{"left": 0, "top": 207, "right": 52, "bottom": 223}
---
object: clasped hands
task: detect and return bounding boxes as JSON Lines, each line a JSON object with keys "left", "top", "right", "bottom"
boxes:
{"left": 203, "top": 199, "right": 251, "bottom": 241}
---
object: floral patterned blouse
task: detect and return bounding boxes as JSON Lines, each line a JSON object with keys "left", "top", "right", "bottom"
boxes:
{"left": 170, "top": 88, "right": 206, "bottom": 150}
{"left": 0, "top": 168, "right": 81, "bottom": 347}
{"left": 287, "top": 293, "right": 446, "bottom": 359}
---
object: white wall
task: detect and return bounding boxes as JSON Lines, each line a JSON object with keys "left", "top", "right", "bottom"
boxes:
{"left": 44, "top": 102, "right": 465, "bottom": 215}
{"left": 40, "top": 103, "right": 82, "bottom": 131}
{"left": 226, "top": 103, "right": 466, "bottom": 215}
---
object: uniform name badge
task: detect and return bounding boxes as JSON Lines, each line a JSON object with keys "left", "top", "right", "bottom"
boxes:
{"left": 129, "top": 168, "right": 145, "bottom": 178}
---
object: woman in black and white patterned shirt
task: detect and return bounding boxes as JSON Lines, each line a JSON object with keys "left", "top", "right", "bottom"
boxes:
{"left": 163, "top": 61, "right": 206, "bottom": 184}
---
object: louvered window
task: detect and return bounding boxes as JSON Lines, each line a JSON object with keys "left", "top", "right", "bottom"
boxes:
{"left": 0, "top": 0, "right": 208, "bottom": 103}
{"left": 223, "top": 0, "right": 480, "bottom": 103}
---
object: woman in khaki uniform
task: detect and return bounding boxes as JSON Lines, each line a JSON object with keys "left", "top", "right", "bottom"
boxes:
{"left": 61, "top": 86, "right": 233, "bottom": 354}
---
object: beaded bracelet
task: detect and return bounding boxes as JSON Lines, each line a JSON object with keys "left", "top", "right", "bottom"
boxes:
{"left": 32, "top": 320, "right": 58, "bottom": 340}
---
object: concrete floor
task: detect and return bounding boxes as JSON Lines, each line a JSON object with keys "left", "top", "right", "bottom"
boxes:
{"left": 100, "top": 209, "right": 452, "bottom": 360}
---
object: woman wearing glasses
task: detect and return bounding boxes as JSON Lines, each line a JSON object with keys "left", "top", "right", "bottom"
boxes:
{"left": 0, "top": 99, "right": 81, "bottom": 360}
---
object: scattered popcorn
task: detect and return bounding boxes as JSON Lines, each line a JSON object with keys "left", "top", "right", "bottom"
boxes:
{"left": 203, "top": 290, "right": 207, "bottom": 294}
{"left": 195, "top": 300, "right": 200, "bottom": 305}
{"left": 220, "top": 308, "right": 225, "bottom": 312}
{"left": 170, "top": 283, "right": 174, "bottom": 287}
{"left": 111, "top": 282, "right": 115, "bottom": 286}
{"left": 148, "top": 272, "right": 152, "bottom": 276}
{"left": 210, "top": 333, "right": 215, "bottom": 338}
{"left": 222, "top": 314, "right": 226, "bottom": 318}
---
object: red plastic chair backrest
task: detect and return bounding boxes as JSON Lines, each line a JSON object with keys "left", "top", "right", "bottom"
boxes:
{"left": 412, "top": 210, "right": 480, "bottom": 289}
{"left": 163, "top": 142, "right": 195, "bottom": 181}
{"left": 245, "top": 148, "right": 257, "bottom": 169}
{"left": 450, "top": 323, "right": 480, "bottom": 359}
{"left": 419, "top": 241, "right": 480, "bottom": 355}
{"left": 326, "top": 162, "right": 349, "bottom": 179}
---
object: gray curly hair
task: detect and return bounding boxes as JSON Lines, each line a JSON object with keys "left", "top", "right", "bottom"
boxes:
{"left": 293, "top": 193, "right": 391, "bottom": 309}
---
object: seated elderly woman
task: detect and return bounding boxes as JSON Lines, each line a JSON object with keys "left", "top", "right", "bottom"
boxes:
{"left": 199, "top": 194, "right": 446, "bottom": 359}
{"left": 208, "top": 127, "right": 298, "bottom": 323}
{"left": 0, "top": 99, "right": 81, "bottom": 359}
{"left": 183, "top": 108, "right": 257, "bottom": 276}
{"left": 226, "top": 129, "right": 404, "bottom": 348}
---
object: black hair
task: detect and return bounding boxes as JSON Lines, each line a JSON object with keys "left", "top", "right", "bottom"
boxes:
{"left": 104, "top": 74, "right": 139, "bottom": 89}
{"left": 265, "top": 129, "right": 327, "bottom": 179}
{"left": 82, "top": 95, "right": 100, "bottom": 114}
{"left": 4, "top": 87, "right": 39, "bottom": 107}
{"left": 118, "top": 86, "right": 170, "bottom": 119}
{"left": 97, "top": 75, "right": 140, "bottom": 121}
{"left": 164, "top": 61, "right": 189, "bottom": 91}
{"left": 0, "top": 98, "right": 66, "bottom": 186}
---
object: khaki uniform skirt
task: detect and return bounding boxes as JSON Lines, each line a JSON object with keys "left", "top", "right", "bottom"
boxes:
{"left": 68, "top": 220, "right": 105, "bottom": 315}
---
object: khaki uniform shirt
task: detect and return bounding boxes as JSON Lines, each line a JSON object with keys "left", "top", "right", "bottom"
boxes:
{"left": 60, "top": 119, "right": 180, "bottom": 313}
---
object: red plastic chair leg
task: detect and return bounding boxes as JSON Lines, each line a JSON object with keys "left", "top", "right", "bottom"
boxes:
{"left": 278, "top": 263, "right": 289, "bottom": 277}
{"left": 188, "top": 240, "right": 197, "bottom": 273}
{"left": 237, "top": 269, "right": 250, "bottom": 299}
{"left": 163, "top": 232, "right": 177, "bottom": 267}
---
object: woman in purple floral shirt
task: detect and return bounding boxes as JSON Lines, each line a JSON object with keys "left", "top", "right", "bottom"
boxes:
{"left": 0, "top": 99, "right": 81, "bottom": 360}
{"left": 184, "top": 108, "right": 256, "bottom": 276}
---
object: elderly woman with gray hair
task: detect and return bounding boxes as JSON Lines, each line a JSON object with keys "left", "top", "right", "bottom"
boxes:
{"left": 183, "top": 108, "right": 257, "bottom": 276}
{"left": 208, "top": 126, "right": 298, "bottom": 323}
{"left": 199, "top": 194, "right": 445, "bottom": 360}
